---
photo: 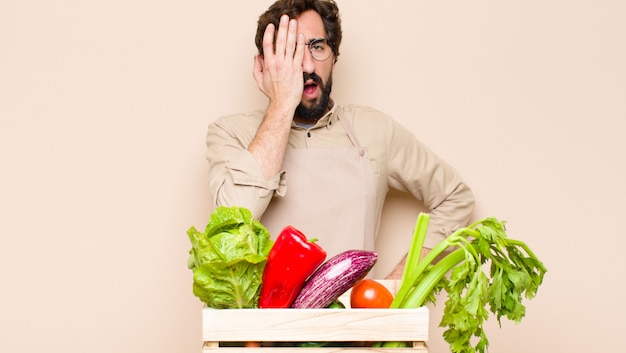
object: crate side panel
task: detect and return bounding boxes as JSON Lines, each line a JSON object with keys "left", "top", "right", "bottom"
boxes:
{"left": 202, "top": 307, "right": 429, "bottom": 342}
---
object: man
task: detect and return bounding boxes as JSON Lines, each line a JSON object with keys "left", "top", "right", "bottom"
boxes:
{"left": 205, "top": 0, "right": 474, "bottom": 278}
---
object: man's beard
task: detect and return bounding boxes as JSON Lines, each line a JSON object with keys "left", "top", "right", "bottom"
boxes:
{"left": 295, "top": 73, "right": 333, "bottom": 122}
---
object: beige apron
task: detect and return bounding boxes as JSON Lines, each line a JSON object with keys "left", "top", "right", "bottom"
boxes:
{"left": 260, "top": 115, "right": 377, "bottom": 260}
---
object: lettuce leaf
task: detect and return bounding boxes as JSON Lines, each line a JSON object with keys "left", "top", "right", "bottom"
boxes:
{"left": 187, "top": 206, "right": 273, "bottom": 308}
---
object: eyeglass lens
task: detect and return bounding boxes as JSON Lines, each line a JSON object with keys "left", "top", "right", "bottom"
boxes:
{"left": 307, "top": 39, "right": 332, "bottom": 61}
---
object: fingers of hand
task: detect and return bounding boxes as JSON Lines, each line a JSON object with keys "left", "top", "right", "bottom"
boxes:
{"left": 274, "top": 15, "right": 290, "bottom": 60}
{"left": 266, "top": 15, "right": 301, "bottom": 64}
{"left": 262, "top": 23, "right": 275, "bottom": 58}
{"left": 284, "top": 17, "right": 298, "bottom": 58}
{"left": 258, "top": 15, "right": 305, "bottom": 103}
{"left": 293, "top": 33, "right": 305, "bottom": 64}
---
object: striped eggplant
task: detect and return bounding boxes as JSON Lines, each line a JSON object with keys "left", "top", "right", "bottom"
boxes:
{"left": 291, "top": 249, "right": 378, "bottom": 309}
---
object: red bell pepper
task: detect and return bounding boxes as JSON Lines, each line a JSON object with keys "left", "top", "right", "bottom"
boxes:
{"left": 259, "top": 226, "right": 327, "bottom": 308}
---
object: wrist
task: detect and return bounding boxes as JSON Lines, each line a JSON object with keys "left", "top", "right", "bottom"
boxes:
{"left": 265, "top": 100, "right": 296, "bottom": 123}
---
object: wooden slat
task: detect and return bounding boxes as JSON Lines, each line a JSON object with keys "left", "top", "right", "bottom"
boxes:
{"left": 202, "top": 307, "right": 429, "bottom": 342}
{"left": 200, "top": 280, "right": 428, "bottom": 351}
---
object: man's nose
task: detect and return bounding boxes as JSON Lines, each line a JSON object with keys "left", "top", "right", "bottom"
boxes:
{"left": 302, "top": 48, "right": 315, "bottom": 74}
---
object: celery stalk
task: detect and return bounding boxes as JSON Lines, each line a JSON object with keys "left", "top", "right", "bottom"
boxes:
{"left": 380, "top": 213, "right": 547, "bottom": 353}
{"left": 395, "top": 248, "right": 465, "bottom": 309}
{"left": 400, "top": 213, "right": 429, "bottom": 284}
{"left": 391, "top": 222, "right": 479, "bottom": 308}
{"left": 393, "top": 213, "right": 429, "bottom": 308}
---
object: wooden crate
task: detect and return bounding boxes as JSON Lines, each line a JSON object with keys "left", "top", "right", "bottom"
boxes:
{"left": 201, "top": 280, "right": 429, "bottom": 352}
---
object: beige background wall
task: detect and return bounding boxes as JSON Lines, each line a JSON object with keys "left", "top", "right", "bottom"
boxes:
{"left": 1, "top": 1, "right": 624, "bottom": 352}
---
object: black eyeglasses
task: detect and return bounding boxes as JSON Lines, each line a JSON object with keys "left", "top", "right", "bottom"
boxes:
{"left": 306, "top": 38, "right": 333, "bottom": 62}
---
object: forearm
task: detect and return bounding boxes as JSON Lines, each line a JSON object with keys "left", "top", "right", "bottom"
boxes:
{"left": 423, "top": 181, "right": 475, "bottom": 249}
{"left": 248, "top": 15, "right": 304, "bottom": 180}
{"left": 206, "top": 119, "right": 286, "bottom": 220}
{"left": 389, "top": 123, "right": 475, "bottom": 248}
{"left": 247, "top": 102, "right": 294, "bottom": 180}
{"left": 381, "top": 185, "right": 473, "bottom": 280}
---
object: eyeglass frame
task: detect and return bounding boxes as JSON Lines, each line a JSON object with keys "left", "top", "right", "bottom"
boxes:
{"left": 305, "top": 38, "right": 334, "bottom": 62}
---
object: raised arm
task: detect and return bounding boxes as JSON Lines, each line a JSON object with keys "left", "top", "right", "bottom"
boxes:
{"left": 249, "top": 14, "right": 306, "bottom": 180}
{"left": 206, "top": 15, "right": 308, "bottom": 218}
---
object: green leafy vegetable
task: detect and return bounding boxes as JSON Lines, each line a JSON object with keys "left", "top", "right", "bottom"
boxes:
{"left": 187, "top": 206, "right": 274, "bottom": 308}
{"left": 378, "top": 213, "right": 547, "bottom": 353}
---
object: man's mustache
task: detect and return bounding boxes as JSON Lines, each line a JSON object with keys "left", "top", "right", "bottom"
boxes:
{"left": 303, "top": 73, "right": 323, "bottom": 85}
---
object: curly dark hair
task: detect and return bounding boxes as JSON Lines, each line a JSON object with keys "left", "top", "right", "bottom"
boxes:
{"left": 255, "top": 0, "right": 342, "bottom": 61}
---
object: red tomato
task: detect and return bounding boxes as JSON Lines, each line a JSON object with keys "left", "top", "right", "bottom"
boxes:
{"left": 349, "top": 279, "right": 394, "bottom": 308}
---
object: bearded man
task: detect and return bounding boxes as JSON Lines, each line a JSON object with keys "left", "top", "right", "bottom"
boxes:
{"left": 204, "top": 0, "right": 475, "bottom": 278}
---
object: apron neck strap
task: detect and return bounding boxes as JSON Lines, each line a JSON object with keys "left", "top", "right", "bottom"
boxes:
{"left": 337, "top": 114, "right": 365, "bottom": 155}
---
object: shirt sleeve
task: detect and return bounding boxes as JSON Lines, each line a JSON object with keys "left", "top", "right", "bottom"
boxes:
{"left": 387, "top": 120, "right": 475, "bottom": 249}
{"left": 205, "top": 115, "right": 286, "bottom": 219}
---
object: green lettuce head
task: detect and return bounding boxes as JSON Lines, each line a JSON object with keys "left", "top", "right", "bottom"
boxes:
{"left": 187, "top": 206, "right": 273, "bottom": 308}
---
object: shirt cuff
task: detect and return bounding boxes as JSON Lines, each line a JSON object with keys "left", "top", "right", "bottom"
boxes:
{"left": 227, "top": 151, "right": 286, "bottom": 197}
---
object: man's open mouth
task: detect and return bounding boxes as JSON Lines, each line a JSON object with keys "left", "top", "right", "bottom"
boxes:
{"left": 303, "top": 82, "right": 318, "bottom": 97}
